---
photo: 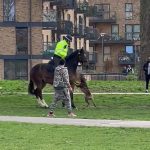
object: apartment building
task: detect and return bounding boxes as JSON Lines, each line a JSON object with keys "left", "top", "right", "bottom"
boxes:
{"left": 0, "top": 0, "right": 140, "bottom": 80}
{"left": 87, "top": 0, "right": 140, "bottom": 73}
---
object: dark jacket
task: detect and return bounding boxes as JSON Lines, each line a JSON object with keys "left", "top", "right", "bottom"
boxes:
{"left": 143, "top": 61, "right": 150, "bottom": 75}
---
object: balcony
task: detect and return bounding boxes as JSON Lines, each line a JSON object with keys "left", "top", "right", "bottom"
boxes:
{"left": 16, "top": 43, "right": 28, "bottom": 55}
{"left": 85, "top": 27, "right": 100, "bottom": 40}
{"left": 43, "top": 9, "right": 57, "bottom": 22}
{"left": 86, "top": 52, "right": 97, "bottom": 63}
{"left": 88, "top": 7, "right": 116, "bottom": 24}
{"left": 51, "top": 0, "right": 77, "bottom": 9}
{"left": 76, "top": 1, "right": 89, "bottom": 14}
{"left": 57, "top": 21, "right": 73, "bottom": 34}
{"left": 73, "top": 24, "right": 85, "bottom": 37}
{"left": 89, "top": 34, "right": 133, "bottom": 45}
{"left": 118, "top": 54, "right": 135, "bottom": 65}
{"left": 42, "top": 42, "right": 56, "bottom": 58}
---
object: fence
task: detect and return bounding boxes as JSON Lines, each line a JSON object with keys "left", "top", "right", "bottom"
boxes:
{"left": 81, "top": 73, "right": 127, "bottom": 81}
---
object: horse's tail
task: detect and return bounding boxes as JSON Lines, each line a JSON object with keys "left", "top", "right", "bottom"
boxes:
{"left": 28, "top": 80, "right": 35, "bottom": 95}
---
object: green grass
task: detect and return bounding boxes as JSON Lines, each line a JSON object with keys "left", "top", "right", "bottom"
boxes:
{"left": 87, "top": 80, "right": 145, "bottom": 92}
{"left": 1, "top": 80, "right": 150, "bottom": 149}
{"left": 1, "top": 94, "right": 150, "bottom": 120}
{"left": 0, "top": 122, "right": 150, "bottom": 150}
{"left": 0, "top": 80, "right": 146, "bottom": 93}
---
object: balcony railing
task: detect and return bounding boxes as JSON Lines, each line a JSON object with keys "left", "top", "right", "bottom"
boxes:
{"left": 16, "top": 43, "right": 28, "bottom": 55}
{"left": 57, "top": 21, "right": 73, "bottom": 34}
{"left": 84, "top": 27, "right": 99, "bottom": 40}
{"left": 87, "top": 7, "right": 116, "bottom": 23}
{"left": 74, "top": 24, "right": 85, "bottom": 37}
{"left": 43, "top": 9, "right": 57, "bottom": 22}
{"left": 86, "top": 52, "right": 97, "bottom": 63}
{"left": 89, "top": 34, "right": 133, "bottom": 45}
{"left": 118, "top": 54, "right": 135, "bottom": 65}
{"left": 51, "top": 0, "right": 77, "bottom": 9}
{"left": 76, "top": 1, "right": 89, "bottom": 14}
{"left": 42, "top": 42, "right": 56, "bottom": 57}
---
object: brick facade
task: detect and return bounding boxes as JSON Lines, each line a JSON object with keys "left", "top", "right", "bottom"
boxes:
{"left": 0, "top": 27, "right": 16, "bottom": 55}
{"left": 0, "top": 0, "right": 43, "bottom": 80}
{"left": 0, "top": 0, "right": 141, "bottom": 79}
{"left": 88, "top": 0, "right": 140, "bottom": 73}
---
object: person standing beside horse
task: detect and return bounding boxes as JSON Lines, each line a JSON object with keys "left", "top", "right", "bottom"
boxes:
{"left": 53, "top": 35, "right": 72, "bottom": 67}
{"left": 47, "top": 59, "right": 77, "bottom": 117}
{"left": 143, "top": 57, "right": 150, "bottom": 93}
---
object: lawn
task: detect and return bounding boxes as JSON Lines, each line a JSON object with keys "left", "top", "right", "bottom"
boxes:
{"left": 1, "top": 80, "right": 150, "bottom": 149}
{"left": 0, "top": 94, "right": 150, "bottom": 120}
{"left": 0, "top": 80, "right": 146, "bottom": 93}
{"left": 0, "top": 122, "right": 150, "bottom": 150}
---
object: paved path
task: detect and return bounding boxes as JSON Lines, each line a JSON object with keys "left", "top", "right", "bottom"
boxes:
{"left": 1, "top": 116, "right": 150, "bottom": 128}
{"left": 1, "top": 92, "right": 150, "bottom": 95}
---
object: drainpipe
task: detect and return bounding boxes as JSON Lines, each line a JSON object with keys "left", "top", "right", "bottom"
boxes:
{"left": 29, "top": 0, "right": 32, "bottom": 76}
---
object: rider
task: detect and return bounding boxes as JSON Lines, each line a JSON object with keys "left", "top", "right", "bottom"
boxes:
{"left": 53, "top": 35, "right": 72, "bottom": 68}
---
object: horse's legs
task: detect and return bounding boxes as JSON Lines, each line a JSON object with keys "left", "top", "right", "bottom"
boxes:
{"left": 34, "top": 82, "right": 48, "bottom": 108}
{"left": 62, "top": 89, "right": 76, "bottom": 109}
{"left": 70, "top": 91, "right": 76, "bottom": 109}
{"left": 34, "top": 88, "right": 46, "bottom": 107}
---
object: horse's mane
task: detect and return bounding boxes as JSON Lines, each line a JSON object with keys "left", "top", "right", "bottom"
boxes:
{"left": 66, "top": 50, "right": 79, "bottom": 62}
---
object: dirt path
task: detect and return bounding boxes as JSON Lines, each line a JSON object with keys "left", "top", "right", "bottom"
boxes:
{"left": 1, "top": 116, "right": 150, "bottom": 128}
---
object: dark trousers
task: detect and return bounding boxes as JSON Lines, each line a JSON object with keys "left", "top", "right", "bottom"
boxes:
{"left": 145, "top": 75, "right": 150, "bottom": 89}
{"left": 53, "top": 55, "right": 62, "bottom": 68}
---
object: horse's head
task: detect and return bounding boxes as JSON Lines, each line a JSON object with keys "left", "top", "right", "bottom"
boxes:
{"left": 77, "top": 48, "right": 88, "bottom": 65}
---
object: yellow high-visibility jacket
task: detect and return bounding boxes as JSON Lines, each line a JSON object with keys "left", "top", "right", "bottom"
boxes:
{"left": 54, "top": 40, "right": 68, "bottom": 59}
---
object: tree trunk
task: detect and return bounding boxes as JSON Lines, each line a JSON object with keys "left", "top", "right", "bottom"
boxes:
{"left": 140, "top": 0, "right": 150, "bottom": 79}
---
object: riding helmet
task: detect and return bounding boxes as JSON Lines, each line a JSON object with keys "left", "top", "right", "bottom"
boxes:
{"left": 64, "top": 35, "right": 72, "bottom": 42}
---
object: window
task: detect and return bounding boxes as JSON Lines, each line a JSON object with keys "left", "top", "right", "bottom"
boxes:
{"left": 111, "top": 24, "right": 119, "bottom": 40}
{"left": 133, "top": 25, "right": 140, "bottom": 40}
{"left": 104, "top": 46, "right": 111, "bottom": 61}
{"left": 125, "top": 3, "right": 133, "bottom": 19}
{"left": 125, "top": 46, "right": 133, "bottom": 54}
{"left": 4, "top": 60, "right": 28, "bottom": 80}
{"left": 78, "top": 16, "right": 84, "bottom": 34}
{"left": 67, "top": 14, "right": 71, "bottom": 21}
{"left": 3, "top": 0, "right": 15, "bottom": 21}
{"left": 94, "top": 4, "right": 110, "bottom": 19}
{"left": 125, "top": 25, "right": 140, "bottom": 40}
{"left": 16, "top": 28, "right": 28, "bottom": 54}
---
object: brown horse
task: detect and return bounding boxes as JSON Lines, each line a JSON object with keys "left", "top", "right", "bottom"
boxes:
{"left": 28, "top": 48, "right": 95, "bottom": 108}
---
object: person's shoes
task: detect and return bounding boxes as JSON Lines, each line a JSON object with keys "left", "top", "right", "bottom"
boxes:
{"left": 68, "top": 112, "right": 77, "bottom": 117}
{"left": 47, "top": 112, "right": 55, "bottom": 117}
{"left": 145, "top": 89, "right": 148, "bottom": 93}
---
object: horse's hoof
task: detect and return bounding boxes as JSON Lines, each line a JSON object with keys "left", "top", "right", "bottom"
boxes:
{"left": 75, "top": 107, "right": 78, "bottom": 110}
{"left": 44, "top": 106, "right": 49, "bottom": 109}
{"left": 72, "top": 106, "right": 76, "bottom": 109}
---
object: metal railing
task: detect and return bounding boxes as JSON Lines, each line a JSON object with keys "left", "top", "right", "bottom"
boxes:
{"left": 81, "top": 73, "right": 127, "bottom": 81}
{"left": 57, "top": 21, "right": 73, "bottom": 34}
{"left": 43, "top": 9, "right": 57, "bottom": 22}
{"left": 86, "top": 52, "right": 97, "bottom": 63}
{"left": 118, "top": 54, "right": 135, "bottom": 65}
{"left": 88, "top": 8, "right": 116, "bottom": 23}
{"left": 51, "top": 0, "right": 77, "bottom": 9}
{"left": 42, "top": 42, "right": 56, "bottom": 57}
{"left": 85, "top": 27, "right": 99, "bottom": 40}
{"left": 74, "top": 24, "right": 85, "bottom": 37}
{"left": 88, "top": 34, "right": 133, "bottom": 44}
